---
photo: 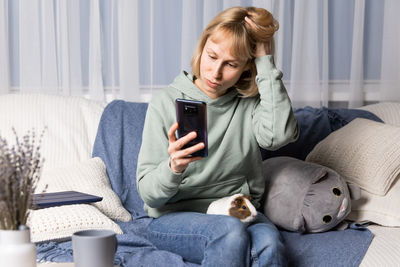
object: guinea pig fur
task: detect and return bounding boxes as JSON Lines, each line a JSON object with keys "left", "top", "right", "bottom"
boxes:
{"left": 207, "top": 194, "right": 258, "bottom": 224}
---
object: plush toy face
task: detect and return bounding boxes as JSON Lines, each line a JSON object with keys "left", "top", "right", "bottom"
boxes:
{"left": 263, "top": 156, "right": 361, "bottom": 233}
{"left": 302, "top": 171, "right": 352, "bottom": 233}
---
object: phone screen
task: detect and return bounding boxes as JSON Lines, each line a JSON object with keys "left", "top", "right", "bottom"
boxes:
{"left": 175, "top": 99, "right": 208, "bottom": 157}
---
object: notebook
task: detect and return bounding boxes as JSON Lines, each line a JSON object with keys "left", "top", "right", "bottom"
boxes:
{"left": 32, "top": 191, "right": 103, "bottom": 209}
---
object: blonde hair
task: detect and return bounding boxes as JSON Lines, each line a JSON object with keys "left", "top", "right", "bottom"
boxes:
{"left": 191, "top": 6, "right": 279, "bottom": 97}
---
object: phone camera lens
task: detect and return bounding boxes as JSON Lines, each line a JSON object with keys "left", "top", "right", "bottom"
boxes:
{"left": 184, "top": 105, "right": 197, "bottom": 114}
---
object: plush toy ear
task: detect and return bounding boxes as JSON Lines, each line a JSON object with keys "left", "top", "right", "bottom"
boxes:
{"left": 347, "top": 183, "right": 361, "bottom": 200}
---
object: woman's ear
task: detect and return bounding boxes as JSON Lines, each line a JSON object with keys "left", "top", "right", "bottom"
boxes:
{"left": 243, "top": 60, "right": 253, "bottom": 72}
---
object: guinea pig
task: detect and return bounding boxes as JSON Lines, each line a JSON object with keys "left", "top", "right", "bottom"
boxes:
{"left": 206, "top": 193, "right": 258, "bottom": 224}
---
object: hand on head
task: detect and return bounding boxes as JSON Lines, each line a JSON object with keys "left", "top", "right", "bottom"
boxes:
{"left": 167, "top": 122, "right": 204, "bottom": 173}
{"left": 244, "top": 16, "right": 272, "bottom": 57}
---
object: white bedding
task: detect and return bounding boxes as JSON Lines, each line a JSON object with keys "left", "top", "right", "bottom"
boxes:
{"left": 357, "top": 102, "right": 400, "bottom": 266}
{"left": 361, "top": 225, "right": 400, "bottom": 266}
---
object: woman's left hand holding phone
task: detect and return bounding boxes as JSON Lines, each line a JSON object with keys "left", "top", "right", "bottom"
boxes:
{"left": 168, "top": 122, "right": 205, "bottom": 173}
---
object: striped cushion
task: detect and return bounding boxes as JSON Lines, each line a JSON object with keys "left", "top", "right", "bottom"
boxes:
{"left": 306, "top": 118, "right": 400, "bottom": 196}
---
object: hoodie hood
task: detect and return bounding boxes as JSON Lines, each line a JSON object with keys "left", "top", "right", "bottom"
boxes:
{"left": 170, "top": 71, "right": 239, "bottom": 106}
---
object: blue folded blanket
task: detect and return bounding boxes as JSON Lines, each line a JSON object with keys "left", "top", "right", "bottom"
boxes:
{"left": 37, "top": 101, "right": 377, "bottom": 266}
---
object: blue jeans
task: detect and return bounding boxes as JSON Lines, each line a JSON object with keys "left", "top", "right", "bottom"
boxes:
{"left": 146, "top": 212, "right": 287, "bottom": 267}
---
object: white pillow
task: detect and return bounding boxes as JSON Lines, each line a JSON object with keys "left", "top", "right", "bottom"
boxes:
{"left": 35, "top": 157, "right": 131, "bottom": 222}
{"left": 27, "top": 204, "right": 123, "bottom": 243}
{"left": 347, "top": 177, "right": 400, "bottom": 226}
{"left": 358, "top": 102, "right": 400, "bottom": 127}
{"left": 306, "top": 118, "right": 400, "bottom": 196}
{"left": 0, "top": 93, "right": 105, "bottom": 171}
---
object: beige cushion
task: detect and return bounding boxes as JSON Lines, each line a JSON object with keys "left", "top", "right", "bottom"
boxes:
{"left": 358, "top": 102, "right": 400, "bottom": 127}
{"left": 0, "top": 93, "right": 105, "bottom": 171}
{"left": 35, "top": 157, "right": 131, "bottom": 222}
{"left": 306, "top": 118, "right": 400, "bottom": 196}
{"left": 28, "top": 204, "right": 123, "bottom": 243}
{"left": 347, "top": 177, "right": 400, "bottom": 226}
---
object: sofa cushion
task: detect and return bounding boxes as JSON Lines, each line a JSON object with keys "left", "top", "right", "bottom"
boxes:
{"left": 306, "top": 118, "right": 400, "bottom": 196}
{"left": 28, "top": 204, "right": 123, "bottom": 243}
{"left": 0, "top": 93, "right": 105, "bottom": 171}
{"left": 358, "top": 102, "right": 400, "bottom": 126}
{"left": 35, "top": 157, "right": 131, "bottom": 222}
{"left": 260, "top": 106, "right": 382, "bottom": 161}
{"left": 347, "top": 176, "right": 400, "bottom": 226}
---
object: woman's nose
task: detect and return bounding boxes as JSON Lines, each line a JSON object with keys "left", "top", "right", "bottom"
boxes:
{"left": 212, "top": 63, "right": 222, "bottom": 80}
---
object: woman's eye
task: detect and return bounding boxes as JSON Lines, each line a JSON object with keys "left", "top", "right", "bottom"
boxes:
{"left": 208, "top": 54, "right": 216, "bottom": 60}
{"left": 332, "top": 187, "right": 342, "bottom": 196}
{"left": 228, "top": 63, "right": 238, "bottom": 68}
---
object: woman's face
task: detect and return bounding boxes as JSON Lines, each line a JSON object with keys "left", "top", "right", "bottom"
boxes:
{"left": 195, "top": 32, "right": 248, "bottom": 99}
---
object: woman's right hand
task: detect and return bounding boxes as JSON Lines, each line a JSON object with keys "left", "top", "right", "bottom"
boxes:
{"left": 244, "top": 16, "right": 272, "bottom": 57}
{"left": 168, "top": 122, "right": 205, "bottom": 173}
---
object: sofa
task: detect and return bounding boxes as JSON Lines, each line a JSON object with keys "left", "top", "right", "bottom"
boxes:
{"left": 1, "top": 93, "right": 400, "bottom": 266}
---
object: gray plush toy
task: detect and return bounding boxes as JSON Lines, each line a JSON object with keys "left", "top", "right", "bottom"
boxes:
{"left": 262, "top": 156, "right": 361, "bottom": 233}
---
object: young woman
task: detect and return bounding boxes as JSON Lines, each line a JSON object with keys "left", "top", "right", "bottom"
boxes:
{"left": 136, "top": 6, "right": 299, "bottom": 266}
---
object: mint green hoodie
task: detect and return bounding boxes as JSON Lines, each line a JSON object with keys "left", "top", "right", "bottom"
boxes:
{"left": 136, "top": 55, "right": 299, "bottom": 218}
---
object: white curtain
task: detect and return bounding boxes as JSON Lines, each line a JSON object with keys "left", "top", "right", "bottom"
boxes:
{"left": 54, "top": 0, "right": 82, "bottom": 96}
{"left": 0, "top": 0, "right": 9, "bottom": 95}
{"left": 118, "top": 0, "right": 140, "bottom": 101}
{"left": 2, "top": 0, "right": 140, "bottom": 102}
{"left": 348, "top": 0, "right": 365, "bottom": 108}
{"left": 379, "top": 0, "right": 400, "bottom": 102}
{"left": 1, "top": 0, "right": 399, "bottom": 106}
{"left": 288, "top": 0, "right": 327, "bottom": 108}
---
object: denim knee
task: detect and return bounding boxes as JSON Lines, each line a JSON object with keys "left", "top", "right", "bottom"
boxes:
{"left": 261, "top": 228, "right": 284, "bottom": 249}
{"left": 211, "top": 215, "right": 248, "bottom": 240}
{"left": 204, "top": 216, "right": 251, "bottom": 267}
{"left": 248, "top": 221, "right": 287, "bottom": 267}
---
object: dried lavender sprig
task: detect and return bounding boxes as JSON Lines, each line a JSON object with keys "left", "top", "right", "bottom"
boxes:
{"left": 0, "top": 128, "right": 45, "bottom": 230}
{"left": 0, "top": 136, "right": 16, "bottom": 229}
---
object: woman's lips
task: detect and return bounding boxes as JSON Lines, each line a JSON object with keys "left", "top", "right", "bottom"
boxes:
{"left": 206, "top": 79, "right": 220, "bottom": 89}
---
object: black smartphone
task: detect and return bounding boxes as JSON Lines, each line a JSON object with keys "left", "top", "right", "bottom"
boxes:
{"left": 175, "top": 98, "right": 208, "bottom": 157}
